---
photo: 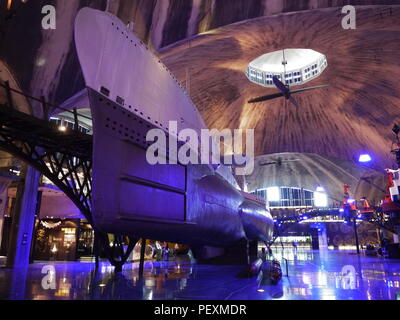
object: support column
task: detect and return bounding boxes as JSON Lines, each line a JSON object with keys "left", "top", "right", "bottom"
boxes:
{"left": 6, "top": 165, "right": 40, "bottom": 268}
{"left": 0, "top": 176, "right": 12, "bottom": 254}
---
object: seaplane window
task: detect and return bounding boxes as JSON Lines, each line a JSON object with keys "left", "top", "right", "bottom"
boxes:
{"left": 116, "top": 96, "right": 124, "bottom": 106}
{"left": 304, "top": 190, "right": 313, "bottom": 207}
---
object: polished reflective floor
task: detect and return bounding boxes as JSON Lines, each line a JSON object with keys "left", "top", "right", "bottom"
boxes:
{"left": 1, "top": 249, "right": 400, "bottom": 300}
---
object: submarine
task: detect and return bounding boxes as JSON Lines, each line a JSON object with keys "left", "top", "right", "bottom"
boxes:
{"left": 72, "top": 7, "right": 274, "bottom": 262}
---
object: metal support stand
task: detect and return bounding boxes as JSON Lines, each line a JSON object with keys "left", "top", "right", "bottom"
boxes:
{"left": 353, "top": 217, "right": 361, "bottom": 254}
{"left": 139, "top": 238, "right": 146, "bottom": 276}
{"left": 282, "top": 257, "right": 289, "bottom": 277}
{"left": 6, "top": 165, "right": 40, "bottom": 268}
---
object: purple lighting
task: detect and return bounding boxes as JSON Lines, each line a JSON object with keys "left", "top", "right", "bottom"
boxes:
{"left": 358, "top": 154, "right": 372, "bottom": 163}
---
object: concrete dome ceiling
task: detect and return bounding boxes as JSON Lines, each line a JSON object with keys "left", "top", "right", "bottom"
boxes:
{"left": 160, "top": 5, "right": 400, "bottom": 169}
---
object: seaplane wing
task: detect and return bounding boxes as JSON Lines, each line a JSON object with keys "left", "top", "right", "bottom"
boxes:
{"left": 248, "top": 92, "right": 285, "bottom": 103}
{"left": 290, "top": 84, "right": 329, "bottom": 95}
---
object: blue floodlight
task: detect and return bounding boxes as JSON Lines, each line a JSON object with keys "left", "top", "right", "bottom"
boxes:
{"left": 358, "top": 154, "right": 372, "bottom": 163}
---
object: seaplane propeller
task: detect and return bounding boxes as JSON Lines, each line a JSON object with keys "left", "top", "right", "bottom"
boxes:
{"left": 248, "top": 50, "right": 329, "bottom": 107}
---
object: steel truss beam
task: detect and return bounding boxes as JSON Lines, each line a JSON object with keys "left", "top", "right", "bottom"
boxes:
{"left": 0, "top": 104, "right": 93, "bottom": 221}
{"left": 0, "top": 103, "right": 136, "bottom": 270}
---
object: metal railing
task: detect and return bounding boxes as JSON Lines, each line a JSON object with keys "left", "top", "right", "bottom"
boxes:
{"left": 0, "top": 80, "right": 92, "bottom": 132}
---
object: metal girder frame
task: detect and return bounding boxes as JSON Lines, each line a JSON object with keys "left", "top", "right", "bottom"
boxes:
{"left": 0, "top": 104, "right": 93, "bottom": 221}
{"left": 0, "top": 104, "right": 137, "bottom": 270}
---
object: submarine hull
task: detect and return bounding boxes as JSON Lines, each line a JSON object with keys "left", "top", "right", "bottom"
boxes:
{"left": 75, "top": 8, "right": 274, "bottom": 248}
{"left": 88, "top": 88, "right": 273, "bottom": 247}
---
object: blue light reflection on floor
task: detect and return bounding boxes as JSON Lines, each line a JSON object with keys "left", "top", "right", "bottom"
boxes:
{"left": 0, "top": 249, "right": 399, "bottom": 300}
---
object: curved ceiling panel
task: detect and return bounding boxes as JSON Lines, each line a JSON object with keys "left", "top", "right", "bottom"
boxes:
{"left": 160, "top": 5, "right": 400, "bottom": 168}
